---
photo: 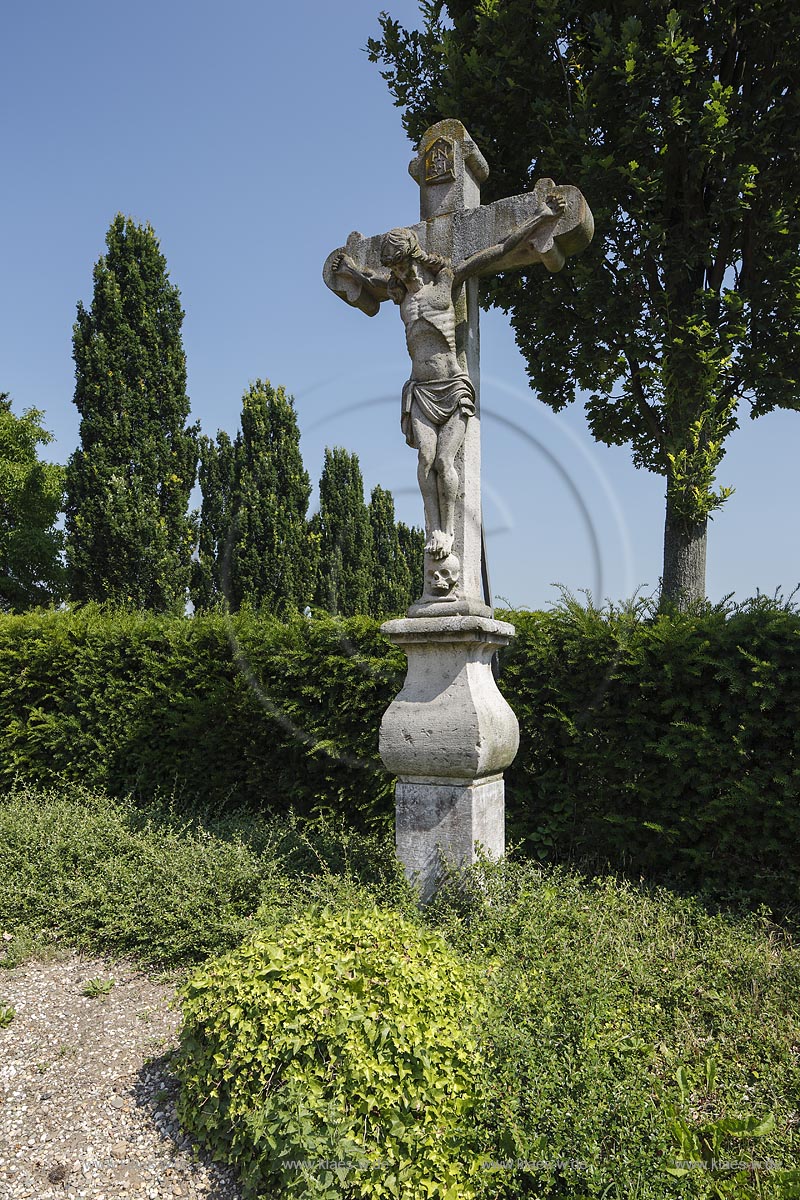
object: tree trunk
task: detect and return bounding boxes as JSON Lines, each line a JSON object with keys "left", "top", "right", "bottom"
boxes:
{"left": 660, "top": 490, "right": 707, "bottom": 610}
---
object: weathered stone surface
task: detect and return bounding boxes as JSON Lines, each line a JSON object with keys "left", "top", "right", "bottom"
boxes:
{"left": 380, "top": 614, "right": 519, "bottom": 783}
{"left": 408, "top": 118, "right": 489, "bottom": 220}
{"left": 324, "top": 119, "right": 592, "bottom": 616}
{"left": 395, "top": 777, "right": 505, "bottom": 901}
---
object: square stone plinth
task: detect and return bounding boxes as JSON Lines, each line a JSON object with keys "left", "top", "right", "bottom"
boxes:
{"left": 395, "top": 776, "right": 505, "bottom": 901}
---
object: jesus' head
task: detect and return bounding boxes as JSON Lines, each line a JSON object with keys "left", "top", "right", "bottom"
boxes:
{"left": 380, "top": 227, "right": 421, "bottom": 268}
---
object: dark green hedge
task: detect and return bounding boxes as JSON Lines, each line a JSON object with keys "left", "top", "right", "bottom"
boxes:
{"left": 501, "top": 596, "right": 800, "bottom": 918}
{"left": 1, "top": 599, "right": 798, "bottom": 915}
{"left": 0, "top": 606, "right": 401, "bottom": 829}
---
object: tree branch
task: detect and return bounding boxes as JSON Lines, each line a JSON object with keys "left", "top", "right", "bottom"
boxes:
{"left": 625, "top": 353, "right": 665, "bottom": 455}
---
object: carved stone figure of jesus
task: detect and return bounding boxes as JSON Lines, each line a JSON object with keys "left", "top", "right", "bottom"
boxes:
{"left": 330, "top": 193, "right": 566, "bottom": 561}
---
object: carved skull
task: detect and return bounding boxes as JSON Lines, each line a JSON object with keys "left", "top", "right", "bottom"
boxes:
{"left": 427, "top": 553, "right": 461, "bottom": 597}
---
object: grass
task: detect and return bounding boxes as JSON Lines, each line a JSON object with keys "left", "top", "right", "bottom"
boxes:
{"left": 0, "top": 781, "right": 409, "bottom": 968}
{"left": 2, "top": 781, "right": 799, "bottom": 1198}
{"left": 425, "top": 859, "right": 800, "bottom": 1197}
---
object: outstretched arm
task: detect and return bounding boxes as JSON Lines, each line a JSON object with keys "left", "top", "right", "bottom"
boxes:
{"left": 330, "top": 252, "right": 392, "bottom": 303}
{"left": 453, "top": 193, "right": 567, "bottom": 287}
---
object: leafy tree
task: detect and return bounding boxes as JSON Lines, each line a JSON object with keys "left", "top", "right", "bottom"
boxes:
{"left": 368, "top": 484, "right": 413, "bottom": 616}
{"left": 369, "top": 1, "right": 800, "bottom": 605}
{"left": 65, "top": 214, "right": 198, "bottom": 611}
{"left": 0, "top": 395, "right": 65, "bottom": 611}
{"left": 313, "top": 447, "right": 374, "bottom": 616}
{"left": 193, "top": 381, "right": 315, "bottom": 615}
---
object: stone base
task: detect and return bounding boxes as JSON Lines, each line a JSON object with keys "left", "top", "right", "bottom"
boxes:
{"left": 396, "top": 777, "right": 505, "bottom": 901}
{"left": 379, "top": 615, "right": 519, "bottom": 780}
{"left": 407, "top": 595, "right": 492, "bottom": 619}
{"left": 380, "top": 614, "right": 519, "bottom": 898}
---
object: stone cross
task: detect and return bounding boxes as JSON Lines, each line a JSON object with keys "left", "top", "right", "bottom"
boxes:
{"left": 324, "top": 118, "right": 593, "bottom": 616}
{"left": 323, "top": 119, "right": 593, "bottom": 898}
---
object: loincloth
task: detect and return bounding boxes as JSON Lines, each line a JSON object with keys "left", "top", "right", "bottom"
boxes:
{"left": 401, "top": 374, "right": 476, "bottom": 448}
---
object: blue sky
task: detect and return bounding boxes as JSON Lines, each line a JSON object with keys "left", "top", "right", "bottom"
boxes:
{"left": 2, "top": 1, "right": 797, "bottom": 609}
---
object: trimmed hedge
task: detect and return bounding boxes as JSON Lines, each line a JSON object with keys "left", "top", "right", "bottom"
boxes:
{"left": 502, "top": 595, "right": 800, "bottom": 918}
{"left": 0, "top": 606, "right": 400, "bottom": 829}
{"left": 1, "top": 598, "right": 798, "bottom": 915}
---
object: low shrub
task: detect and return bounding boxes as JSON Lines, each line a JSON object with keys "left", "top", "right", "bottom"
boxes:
{"left": 429, "top": 857, "right": 800, "bottom": 1199}
{"left": 0, "top": 782, "right": 414, "bottom": 968}
{"left": 0, "top": 783, "right": 284, "bottom": 964}
{"left": 174, "top": 906, "right": 485, "bottom": 1199}
{"left": 5, "top": 783, "right": 800, "bottom": 1198}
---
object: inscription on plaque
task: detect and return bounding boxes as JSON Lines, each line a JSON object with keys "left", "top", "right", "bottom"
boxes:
{"left": 425, "top": 136, "right": 455, "bottom": 183}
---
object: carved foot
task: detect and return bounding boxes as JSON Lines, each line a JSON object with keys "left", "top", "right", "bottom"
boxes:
{"left": 425, "top": 529, "right": 453, "bottom": 560}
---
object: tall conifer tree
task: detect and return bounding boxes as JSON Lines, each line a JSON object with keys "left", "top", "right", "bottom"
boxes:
{"left": 232, "top": 381, "right": 314, "bottom": 613}
{"left": 397, "top": 520, "right": 425, "bottom": 606}
{"left": 191, "top": 430, "right": 235, "bottom": 611}
{"left": 314, "top": 447, "right": 374, "bottom": 616}
{"left": 368, "top": 485, "right": 413, "bottom": 617}
{"left": 65, "top": 214, "right": 198, "bottom": 610}
{"left": 192, "top": 381, "right": 314, "bottom": 614}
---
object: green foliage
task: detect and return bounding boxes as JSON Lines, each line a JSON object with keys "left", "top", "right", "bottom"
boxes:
{"left": 0, "top": 394, "right": 65, "bottom": 611}
{"left": 0, "top": 1002, "right": 15, "bottom": 1027}
{"left": 174, "top": 906, "right": 485, "bottom": 1199}
{"left": 368, "top": 485, "right": 413, "bottom": 617}
{"left": 659, "top": 1059, "right": 778, "bottom": 1196}
{"left": 369, "top": 2, "right": 800, "bottom": 603}
{"left": 192, "top": 428, "right": 236, "bottom": 611}
{"left": 0, "top": 783, "right": 287, "bottom": 965}
{"left": 499, "top": 593, "right": 800, "bottom": 918}
{"left": 64, "top": 214, "right": 198, "bottom": 611}
{"left": 0, "top": 606, "right": 399, "bottom": 829}
{"left": 427, "top": 858, "right": 800, "bottom": 1199}
{"left": 397, "top": 520, "right": 425, "bottom": 602}
{"left": 5, "top": 783, "right": 800, "bottom": 1197}
{"left": 81, "top": 976, "right": 115, "bottom": 998}
{"left": 193, "top": 381, "right": 316, "bottom": 616}
{"left": 1, "top": 596, "right": 798, "bottom": 915}
{"left": 313, "top": 447, "right": 374, "bottom": 616}
{"left": 193, "top": 398, "right": 419, "bottom": 619}
{"left": 0, "top": 783, "right": 416, "bottom": 969}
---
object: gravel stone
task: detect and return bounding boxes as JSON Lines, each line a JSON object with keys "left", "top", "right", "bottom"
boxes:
{"left": 0, "top": 952, "right": 242, "bottom": 1198}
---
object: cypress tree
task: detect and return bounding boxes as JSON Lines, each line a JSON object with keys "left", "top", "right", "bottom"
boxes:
{"left": 368, "top": 485, "right": 413, "bottom": 617}
{"left": 314, "top": 447, "right": 374, "bottom": 616}
{"left": 192, "top": 381, "right": 314, "bottom": 615}
{"left": 397, "top": 520, "right": 425, "bottom": 607}
{"left": 232, "top": 380, "right": 314, "bottom": 613}
{"left": 191, "top": 430, "right": 235, "bottom": 611}
{"left": 65, "top": 214, "right": 198, "bottom": 611}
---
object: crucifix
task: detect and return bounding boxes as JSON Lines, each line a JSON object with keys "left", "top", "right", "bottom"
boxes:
{"left": 324, "top": 118, "right": 593, "bottom": 615}
{"left": 324, "top": 120, "right": 593, "bottom": 897}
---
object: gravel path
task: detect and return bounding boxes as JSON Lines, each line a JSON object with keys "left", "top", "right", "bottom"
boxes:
{"left": 0, "top": 952, "right": 243, "bottom": 1200}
